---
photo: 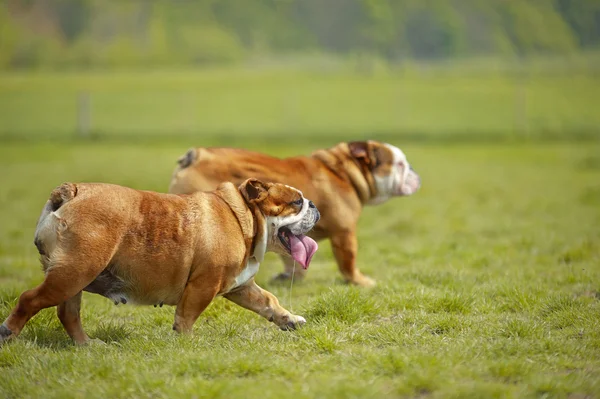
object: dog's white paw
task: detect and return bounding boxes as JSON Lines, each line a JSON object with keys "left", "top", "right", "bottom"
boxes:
{"left": 280, "top": 314, "right": 306, "bottom": 331}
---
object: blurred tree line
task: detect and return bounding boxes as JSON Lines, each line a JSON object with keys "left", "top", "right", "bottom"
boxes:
{"left": 0, "top": 0, "right": 598, "bottom": 69}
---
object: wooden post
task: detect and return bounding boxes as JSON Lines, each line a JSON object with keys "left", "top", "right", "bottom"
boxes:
{"left": 514, "top": 59, "right": 528, "bottom": 136}
{"left": 77, "top": 91, "right": 91, "bottom": 138}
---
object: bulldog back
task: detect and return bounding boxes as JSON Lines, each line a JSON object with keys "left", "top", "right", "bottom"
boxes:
{"left": 169, "top": 148, "right": 318, "bottom": 197}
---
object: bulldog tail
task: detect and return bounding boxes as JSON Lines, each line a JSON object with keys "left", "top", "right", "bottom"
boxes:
{"left": 170, "top": 148, "right": 202, "bottom": 194}
{"left": 49, "top": 182, "right": 78, "bottom": 211}
{"left": 34, "top": 183, "right": 78, "bottom": 266}
{"left": 177, "top": 148, "right": 198, "bottom": 169}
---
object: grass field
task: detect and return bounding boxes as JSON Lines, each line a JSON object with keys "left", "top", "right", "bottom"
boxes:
{"left": 0, "top": 138, "right": 599, "bottom": 398}
{"left": 0, "top": 66, "right": 599, "bottom": 397}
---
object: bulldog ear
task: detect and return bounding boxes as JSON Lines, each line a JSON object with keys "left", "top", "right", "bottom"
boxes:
{"left": 348, "top": 141, "right": 372, "bottom": 166}
{"left": 239, "top": 178, "right": 269, "bottom": 202}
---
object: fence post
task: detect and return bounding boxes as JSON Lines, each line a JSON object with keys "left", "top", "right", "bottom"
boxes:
{"left": 77, "top": 91, "right": 91, "bottom": 138}
{"left": 514, "top": 60, "right": 528, "bottom": 136}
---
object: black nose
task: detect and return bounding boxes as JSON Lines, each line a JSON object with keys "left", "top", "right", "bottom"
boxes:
{"left": 409, "top": 165, "right": 415, "bottom": 172}
{"left": 309, "top": 200, "right": 316, "bottom": 209}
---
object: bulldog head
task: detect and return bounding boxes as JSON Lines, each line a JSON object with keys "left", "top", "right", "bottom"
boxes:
{"left": 348, "top": 141, "right": 421, "bottom": 205}
{"left": 239, "top": 179, "right": 319, "bottom": 269}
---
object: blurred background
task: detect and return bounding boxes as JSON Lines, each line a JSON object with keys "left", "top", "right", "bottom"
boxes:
{"left": 1, "top": 5, "right": 600, "bottom": 396}
{"left": 0, "top": 0, "right": 599, "bottom": 143}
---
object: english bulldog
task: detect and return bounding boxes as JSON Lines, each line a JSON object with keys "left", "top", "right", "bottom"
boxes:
{"left": 0, "top": 179, "right": 319, "bottom": 345}
{"left": 169, "top": 140, "right": 420, "bottom": 287}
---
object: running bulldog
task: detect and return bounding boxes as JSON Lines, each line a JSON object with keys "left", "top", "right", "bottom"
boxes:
{"left": 169, "top": 140, "right": 420, "bottom": 287}
{"left": 0, "top": 179, "right": 319, "bottom": 345}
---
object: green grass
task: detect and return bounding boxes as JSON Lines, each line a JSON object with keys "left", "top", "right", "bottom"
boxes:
{"left": 0, "top": 139, "right": 599, "bottom": 398}
{"left": 0, "top": 68, "right": 599, "bottom": 142}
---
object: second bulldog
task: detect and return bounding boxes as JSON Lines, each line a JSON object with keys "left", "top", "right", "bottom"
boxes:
{"left": 0, "top": 179, "right": 319, "bottom": 345}
{"left": 169, "top": 140, "right": 420, "bottom": 287}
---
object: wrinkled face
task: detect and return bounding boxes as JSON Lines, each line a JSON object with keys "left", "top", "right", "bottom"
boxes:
{"left": 350, "top": 141, "right": 421, "bottom": 205}
{"left": 240, "top": 180, "right": 320, "bottom": 269}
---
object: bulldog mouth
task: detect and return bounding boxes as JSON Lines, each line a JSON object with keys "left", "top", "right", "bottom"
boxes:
{"left": 400, "top": 171, "right": 421, "bottom": 196}
{"left": 278, "top": 227, "right": 318, "bottom": 269}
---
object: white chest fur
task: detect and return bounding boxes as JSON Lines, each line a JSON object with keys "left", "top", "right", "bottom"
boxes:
{"left": 230, "top": 257, "right": 260, "bottom": 290}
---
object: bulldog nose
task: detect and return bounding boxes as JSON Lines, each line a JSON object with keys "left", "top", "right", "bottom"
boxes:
{"left": 409, "top": 165, "right": 415, "bottom": 172}
{"left": 308, "top": 201, "right": 320, "bottom": 222}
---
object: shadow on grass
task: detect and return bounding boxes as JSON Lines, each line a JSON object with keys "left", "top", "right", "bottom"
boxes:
{"left": 17, "top": 321, "right": 131, "bottom": 349}
{"left": 20, "top": 326, "right": 74, "bottom": 350}
{"left": 91, "top": 322, "right": 132, "bottom": 344}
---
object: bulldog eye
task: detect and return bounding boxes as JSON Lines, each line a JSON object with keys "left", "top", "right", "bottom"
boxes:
{"left": 290, "top": 198, "right": 303, "bottom": 206}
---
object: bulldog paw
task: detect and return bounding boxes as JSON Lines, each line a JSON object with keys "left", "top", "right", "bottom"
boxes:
{"left": 349, "top": 274, "right": 376, "bottom": 288}
{"left": 0, "top": 324, "right": 15, "bottom": 345}
{"left": 279, "top": 315, "right": 306, "bottom": 331}
{"left": 272, "top": 271, "right": 306, "bottom": 283}
{"left": 271, "top": 272, "right": 292, "bottom": 282}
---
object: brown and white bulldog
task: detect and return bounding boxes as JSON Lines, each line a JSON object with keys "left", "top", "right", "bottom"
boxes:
{"left": 169, "top": 140, "right": 420, "bottom": 287}
{"left": 0, "top": 179, "right": 319, "bottom": 345}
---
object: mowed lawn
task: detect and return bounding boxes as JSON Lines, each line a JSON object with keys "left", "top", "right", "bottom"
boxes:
{"left": 0, "top": 139, "right": 598, "bottom": 398}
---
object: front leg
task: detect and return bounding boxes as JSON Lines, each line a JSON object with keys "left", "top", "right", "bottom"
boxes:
{"left": 224, "top": 279, "right": 305, "bottom": 330}
{"left": 330, "top": 230, "right": 376, "bottom": 287}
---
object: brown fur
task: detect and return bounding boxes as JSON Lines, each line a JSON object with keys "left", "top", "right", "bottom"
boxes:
{"left": 169, "top": 140, "right": 398, "bottom": 287}
{"left": 0, "top": 179, "right": 308, "bottom": 345}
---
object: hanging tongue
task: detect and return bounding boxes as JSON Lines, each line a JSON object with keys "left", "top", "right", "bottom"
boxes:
{"left": 286, "top": 232, "right": 318, "bottom": 269}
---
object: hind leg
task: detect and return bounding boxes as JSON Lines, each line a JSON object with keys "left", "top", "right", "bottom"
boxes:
{"left": 172, "top": 277, "right": 221, "bottom": 334}
{"left": 1, "top": 263, "right": 103, "bottom": 344}
{"left": 57, "top": 291, "right": 90, "bottom": 345}
{"left": 271, "top": 254, "right": 307, "bottom": 282}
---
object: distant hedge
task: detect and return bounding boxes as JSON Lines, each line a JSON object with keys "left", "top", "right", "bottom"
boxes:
{"left": 1, "top": 0, "right": 598, "bottom": 69}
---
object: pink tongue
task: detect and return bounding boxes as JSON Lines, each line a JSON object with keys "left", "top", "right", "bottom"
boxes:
{"left": 287, "top": 233, "right": 318, "bottom": 269}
